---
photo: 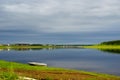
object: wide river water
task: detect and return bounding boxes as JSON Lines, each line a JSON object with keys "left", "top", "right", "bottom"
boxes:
{"left": 0, "top": 48, "right": 120, "bottom": 75}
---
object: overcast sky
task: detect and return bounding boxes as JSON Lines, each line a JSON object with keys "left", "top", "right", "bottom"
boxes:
{"left": 0, "top": 0, "right": 120, "bottom": 44}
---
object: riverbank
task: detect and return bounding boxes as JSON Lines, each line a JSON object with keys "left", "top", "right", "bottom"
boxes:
{"left": 0, "top": 60, "right": 120, "bottom": 80}
{"left": 83, "top": 45, "right": 120, "bottom": 49}
{"left": 84, "top": 40, "right": 120, "bottom": 49}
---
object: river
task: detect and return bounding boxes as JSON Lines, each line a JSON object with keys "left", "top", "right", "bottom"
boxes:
{"left": 0, "top": 48, "right": 120, "bottom": 75}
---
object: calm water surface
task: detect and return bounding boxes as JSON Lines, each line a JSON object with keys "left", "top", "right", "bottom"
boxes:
{"left": 0, "top": 48, "right": 120, "bottom": 75}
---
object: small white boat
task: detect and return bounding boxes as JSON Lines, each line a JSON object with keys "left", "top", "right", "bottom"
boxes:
{"left": 28, "top": 62, "right": 47, "bottom": 66}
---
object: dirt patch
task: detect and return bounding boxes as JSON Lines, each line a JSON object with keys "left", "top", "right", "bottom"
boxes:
{"left": 0, "top": 68, "right": 120, "bottom": 80}
{"left": 14, "top": 69, "right": 114, "bottom": 80}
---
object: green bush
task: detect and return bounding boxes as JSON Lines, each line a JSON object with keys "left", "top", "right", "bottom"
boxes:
{"left": 101, "top": 40, "right": 120, "bottom": 45}
{"left": 0, "top": 72, "right": 18, "bottom": 80}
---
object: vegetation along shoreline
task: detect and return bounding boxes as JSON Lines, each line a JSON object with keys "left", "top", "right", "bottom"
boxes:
{"left": 0, "top": 60, "right": 120, "bottom": 80}
{"left": 0, "top": 40, "right": 120, "bottom": 80}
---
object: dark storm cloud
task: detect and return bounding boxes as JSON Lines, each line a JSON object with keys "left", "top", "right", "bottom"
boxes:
{"left": 0, "top": 0, "right": 120, "bottom": 43}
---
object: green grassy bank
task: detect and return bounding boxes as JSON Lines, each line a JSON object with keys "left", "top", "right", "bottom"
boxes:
{"left": 0, "top": 60, "right": 120, "bottom": 80}
{"left": 0, "top": 45, "right": 53, "bottom": 49}
{"left": 84, "top": 45, "right": 120, "bottom": 49}
{"left": 84, "top": 40, "right": 120, "bottom": 49}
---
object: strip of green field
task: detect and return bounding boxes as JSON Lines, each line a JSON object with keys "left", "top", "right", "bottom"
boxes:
{"left": 0, "top": 60, "right": 65, "bottom": 71}
{"left": 0, "top": 45, "right": 53, "bottom": 49}
{"left": 0, "top": 60, "right": 120, "bottom": 80}
{"left": 84, "top": 45, "right": 120, "bottom": 49}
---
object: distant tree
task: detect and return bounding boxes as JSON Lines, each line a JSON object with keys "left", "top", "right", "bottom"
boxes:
{"left": 30, "top": 44, "right": 43, "bottom": 46}
{"left": 101, "top": 40, "right": 120, "bottom": 45}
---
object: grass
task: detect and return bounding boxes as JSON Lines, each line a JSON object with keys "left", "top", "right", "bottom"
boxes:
{"left": 0, "top": 62, "right": 19, "bottom": 80}
{"left": 0, "top": 60, "right": 65, "bottom": 71}
{"left": 1, "top": 45, "right": 120, "bottom": 50}
{"left": 84, "top": 78, "right": 97, "bottom": 80}
{"left": 0, "top": 60, "right": 120, "bottom": 80}
{"left": 0, "top": 45, "right": 53, "bottom": 49}
{"left": 0, "top": 72, "right": 18, "bottom": 80}
{"left": 83, "top": 45, "right": 120, "bottom": 49}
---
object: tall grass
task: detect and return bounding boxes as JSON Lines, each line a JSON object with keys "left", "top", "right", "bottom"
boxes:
{"left": 0, "top": 60, "right": 66, "bottom": 71}
{"left": 84, "top": 45, "right": 120, "bottom": 49}
{"left": 0, "top": 60, "right": 120, "bottom": 80}
{"left": 0, "top": 72, "right": 18, "bottom": 80}
{"left": 0, "top": 62, "right": 18, "bottom": 80}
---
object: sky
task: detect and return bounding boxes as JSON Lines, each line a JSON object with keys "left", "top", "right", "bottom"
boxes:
{"left": 0, "top": 0, "right": 120, "bottom": 44}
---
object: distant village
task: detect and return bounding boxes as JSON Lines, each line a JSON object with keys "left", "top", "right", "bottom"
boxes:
{"left": 0, "top": 43, "right": 87, "bottom": 51}
{"left": 0, "top": 43, "right": 43, "bottom": 46}
{"left": 0, "top": 43, "right": 91, "bottom": 46}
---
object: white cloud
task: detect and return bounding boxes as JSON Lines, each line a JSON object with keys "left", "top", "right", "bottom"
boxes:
{"left": 2, "top": 0, "right": 60, "bottom": 15}
{"left": 88, "top": 0, "right": 120, "bottom": 16}
{"left": 2, "top": 0, "right": 120, "bottom": 16}
{"left": 3, "top": 4, "right": 31, "bottom": 13}
{"left": 0, "top": 0, "right": 120, "bottom": 33}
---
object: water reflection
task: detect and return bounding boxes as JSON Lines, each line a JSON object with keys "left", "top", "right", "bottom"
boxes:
{"left": 99, "top": 49, "right": 120, "bottom": 54}
{"left": 0, "top": 48, "right": 120, "bottom": 75}
{"left": 0, "top": 47, "right": 120, "bottom": 54}
{"left": 0, "top": 48, "right": 48, "bottom": 51}
{"left": 0, "top": 46, "right": 84, "bottom": 51}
